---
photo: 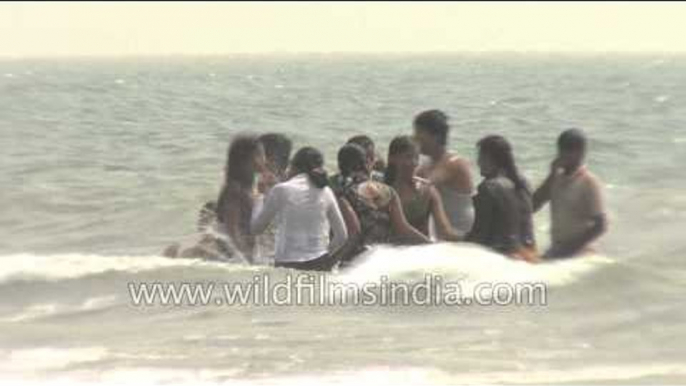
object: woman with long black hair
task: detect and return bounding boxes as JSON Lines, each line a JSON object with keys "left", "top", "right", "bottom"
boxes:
{"left": 467, "top": 135, "right": 538, "bottom": 262}
{"left": 215, "top": 135, "right": 267, "bottom": 262}
{"left": 250, "top": 146, "right": 348, "bottom": 271}
{"left": 163, "top": 134, "right": 267, "bottom": 263}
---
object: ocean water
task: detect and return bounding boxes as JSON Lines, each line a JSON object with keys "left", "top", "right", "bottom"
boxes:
{"left": 1, "top": 53, "right": 685, "bottom": 385}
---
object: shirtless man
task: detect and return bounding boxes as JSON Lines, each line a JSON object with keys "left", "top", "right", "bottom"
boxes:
{"left": 533, "top": 128, "right": 608, "bottom": 259}
{"left": 414, "top": 109, "right": 475, "bottom": 237}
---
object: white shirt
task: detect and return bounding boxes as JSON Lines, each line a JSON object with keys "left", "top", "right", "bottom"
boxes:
{"left": 250, "top": 174, "right": 348, "bottom": 263}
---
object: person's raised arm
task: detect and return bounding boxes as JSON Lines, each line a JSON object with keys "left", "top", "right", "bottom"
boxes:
{"left": 533, "top": 158, "right": 561, "bottom": 212}
{"left": 428, "top": 186, "right": 464, "bottom": 241}
{"left": 389, "top": 191, "right": 431, "bottom": 244}
{"left": 337, "top": 196, "right": 361, "bottom": 237}
{"left": 250, "top": 185, "right": 282, "bottom": 235}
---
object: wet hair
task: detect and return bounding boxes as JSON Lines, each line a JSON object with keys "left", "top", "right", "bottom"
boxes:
{"left": 337, "top": 143, "right": 368, "bottom": 177}
{"left": 413, "top": 109, "right": 450, "bottom": 146}
{"left": 216, "top": 134, "right": 262, "bottom": 223}
{"left": 225, "top": 135, "right": 262, "bottom": 187}
{"left": 259, "top": 133, "right": 293, "bottom": 174}
{"left": 385, "top": 135, "right": 419, "bottom": 186}
{"left": 557, "top": 128, "right": 587, "bottom": 152}
{"left": 477, "top": 135, "right": 528, "bottom": 192}
{"left": 291, "top": 146, "right": 329, "bottom": 189}
{"left": 347, "top": 135, "right": 376, "bottom": 165}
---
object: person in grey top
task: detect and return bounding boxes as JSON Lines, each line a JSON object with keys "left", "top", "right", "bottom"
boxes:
{"left": 467, "top": 135, "right": 538, "bottom": 262}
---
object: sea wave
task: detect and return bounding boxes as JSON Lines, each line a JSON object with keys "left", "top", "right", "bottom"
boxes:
{"left": 337, "top": 243, "right": 613, "bottom": 290}
{"left": 0, "top": 253, "right": 249, "bottom": 283}
{"left": 0, "top": 243, "right": 613, "bottom": 288}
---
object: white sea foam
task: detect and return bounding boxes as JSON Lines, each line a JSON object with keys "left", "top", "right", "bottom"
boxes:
{"left": 2, "top": 363, "right": 684, "bottom": 386}
{"left": 0, "top": 295, "right": 119, "bottom": 323}
{"left": 336, "top": 243, "right": 612, "bottom": 292}
{"left": 0, "top": 253, "right": 245, "bottom": 283}
{"left": 0, "top": 347, "right": 108, "bottom": 374}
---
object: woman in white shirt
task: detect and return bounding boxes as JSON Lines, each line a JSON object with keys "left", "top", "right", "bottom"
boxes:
{"left": 250, "top": 147, "right": 348, "bottom": 271}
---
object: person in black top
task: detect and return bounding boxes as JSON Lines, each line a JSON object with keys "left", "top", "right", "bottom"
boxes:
{"left": 467, "top": 135, "right": 538, "bottom": 262}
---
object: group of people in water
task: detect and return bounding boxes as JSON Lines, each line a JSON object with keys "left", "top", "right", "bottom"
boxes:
{"left": 164, "top": 109, "right": 608, "bottom": 271}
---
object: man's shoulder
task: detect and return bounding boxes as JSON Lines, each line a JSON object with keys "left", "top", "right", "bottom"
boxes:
{"left": 579, "top": 169, "right": 604, "bottom": 191}
{"left": 446, "top": 154, "right": 470, "bottom": 166}
{"left": 445, "top": 154, "right": 471, "bottom": 174}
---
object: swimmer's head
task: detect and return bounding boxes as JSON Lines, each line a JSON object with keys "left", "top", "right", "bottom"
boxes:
{"left": 259, "top": 133, "right": 293, "bottom": 178}
{"left": 225, "top": 134, "right": 265, "bottom": 187}
{"left": 347, "top": 135, "right": 376, "bottom": 172}
{"left": 557, "top": 128, "right": 587, "bottom": 173}
{"left": 290, "top": 146, "right": 329, "bottom": 189}
{"left": 477, "top": 135, "right": 526, "bottom": 191}
{"left": 413, "top": 109, "right": 450, "bottom": 155}
{"left": 338, "top": 143, "right": 368, "bottom": 178}
{"left": 385, "top": 135, "right": 420, "bottom": 185}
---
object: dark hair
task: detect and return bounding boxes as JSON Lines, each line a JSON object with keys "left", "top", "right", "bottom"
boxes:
{"left": 557, "top": 128, "right": 587, "bottom": 152}
{"left": 413, "top": 109, "right": 450, "bottom": 146}
{"left": 347, "top": 135, "right": 375, "bottom": 160}
{"left": 225, "top": 135, "right": 262, "bottom": 187}
{"left": 259, "top": 133, "right": 293, "bottom": 174}
{"left": 216, "top": 134, "right": 262, "bottom": 223}
{"left": 385, "top": 135, "right": 419, "bottom": 186}
{"left": 477, "top": 135, "right": 528, "bottom": 192}
{"left": 337, "top": 143, "right": 368, "bottom": 177}
{"left": 291, "top": 146, "right": 328, "bottom": 189}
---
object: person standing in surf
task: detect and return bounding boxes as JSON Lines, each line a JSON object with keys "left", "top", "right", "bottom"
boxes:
{"left": 385, "top": 135, "right": 464, "bottom": 242}
{"left": 334, "top": 143, "right": 431, "bottom": 265}
{"left": 215, "top": 134, "right": 269, "bottom": 263}
{"left": 250, "top": 147, "right": 348, "bottom": 271}
{"left": 467, "top": 135, "right": 538, "bottom": 262}
{"left": 533, "top": 128, "right": 608, "bottom": 259}
{"left": 414, "top": 110, "right": 475, "bottom": 238}
{"left": 163, "top": 134, "right": 269, "bottom": 262}
{"left": 189, "top": 133, "right": 292, "bottom": 264}
{"left": 253, "top": 133, "right": 293, "bottom": 264}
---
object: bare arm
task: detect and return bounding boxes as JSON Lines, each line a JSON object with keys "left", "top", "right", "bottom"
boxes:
{"left": 533, "top": 158, "right": 561, "bottom": 212}
{"left": 337, "top": 196, "right": 361, "bottom": 237}
{"left": 325, "top": 189, "right": 349, "bottom": 252}
{"left": 532, "top": 175, "right": 553, "bottom": 213}
{"left": 428, "top": 186, "right": 464, "bottom": 241}
{"left": 389, "top": 193, "right": 431, "bottom": 244}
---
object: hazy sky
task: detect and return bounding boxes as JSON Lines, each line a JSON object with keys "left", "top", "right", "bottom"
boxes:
{"left": 1, "top": 2, "right": 686, "bottom": 57}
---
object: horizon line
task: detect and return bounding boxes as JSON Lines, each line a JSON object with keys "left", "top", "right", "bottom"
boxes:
{"left": 1, "top": 50, "right": 685, "bottom": 61}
